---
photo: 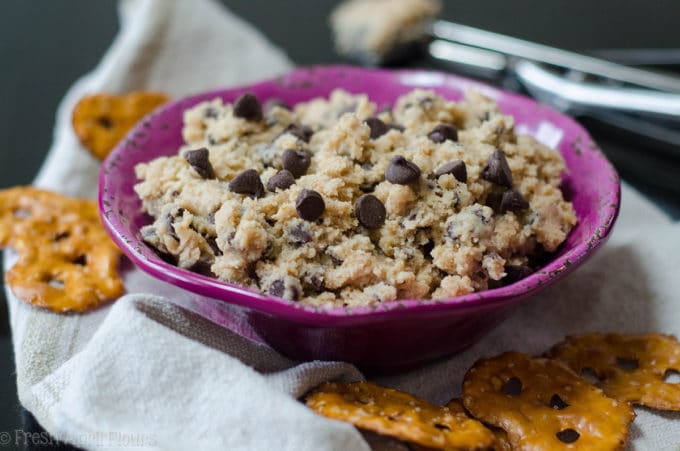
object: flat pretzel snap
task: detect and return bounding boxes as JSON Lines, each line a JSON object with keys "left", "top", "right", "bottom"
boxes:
{"left": 462, "top": 352, "right": 634, "bottom": 450}
{"left": 546, "top": 333, "right": 680, "bottom": 411}
{"left": 306, "top": 382, "right": 495, "bottom": 450}
{"left": 72, "top": 91, "right": 169, "bottom": 160}
{"left": 0, "top": 187, "right": 124, "bottom": 312}
{"left": 0, "top": 186, "right": 78, "bottom": 247}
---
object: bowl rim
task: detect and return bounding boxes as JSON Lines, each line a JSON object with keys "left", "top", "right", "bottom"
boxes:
{"left": 99, "top": 65, "right": 621, "bottom": 326}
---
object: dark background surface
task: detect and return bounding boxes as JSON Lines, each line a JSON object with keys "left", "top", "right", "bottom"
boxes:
{"left": 0, "top": 0, "right": 678, "bottom": 448}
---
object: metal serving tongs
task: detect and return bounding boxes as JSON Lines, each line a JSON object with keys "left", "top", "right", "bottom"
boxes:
{"left": 427, "top": 21, "right": 680, "bottom": 158}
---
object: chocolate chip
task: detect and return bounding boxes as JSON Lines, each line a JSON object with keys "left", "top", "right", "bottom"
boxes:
{"left": 616, "top": 357, "right": 639, "bottom": 371}
{"left": 364, "top": 117, "right": 389, "bottom": 139}
{"left": 481, "top": 150, "right": 513, "bottom": 187}
{"left": 500, "top": 189, "right": 529, "bottom": 213}
{"left": 503, "top": 265, "right": 533, "bottom": 285}
{"left": 355, "top": 194, "right": 386, "bottom": 229}
{"left": 289, "top": 225, "right": 312, "bottom": 244}
{"left": 228, "top": 169, "right": 264, "bottom": 198}
{"left": 427, "top": 124, "right": 458, "bottom": 143}
{"left": 206, "top": 236, "right": 222, "bottom": 256}
{"left": 268, "top": 277, "right": 300, "bottom": 301}
{"left": 386, "top": 156, "right": 421, "bottom": 184}
{"left": 189, "top": 259, "right": 216, "bottom": 278}
{"left": 269, "top": 279, "right": 285, "bottom": 297}
{"left": 282, "top": 149, "right": 312, "bottom": 178}
{"left": 549, "top": 394, "right": 570, "bottom": 410}
{"left": 164, "top": 214, "right": 179, "bottom": 241}
{"left": 267, "top": 170, "right": 295, "bottom": 192}
{"left": 434, "top": 160, "right": 467, "bottom": 182}
{"left": 447, "top": 221, "right": 462, "bottom": 241}
{"left": 233, "top": 93, "right": 263, "bottom": 121}
{"left": 204, "top": 107, "right": 219, "bottom": 119}
{"left": 264, "top": 98, "right": 289, "bottom": 113}
{"left": 184, "top": 148, "right": 215, "bottom": 179}
{"left": 502, "top": 377, "right": 522, "bottom": 396}
{"left": 296, "top": 189, "right": 325, "bottom": 221}
{"left": 421, "top": 239, "right": 435, "bottom": 257}
{"left": 283, "top": 124, "right": 313, "bottom": 143}
{"left": 388, "top": 123, "right": 405, "bottom": 132}
{"left": 556, "top": 429, "right": 580, "bottom": 444}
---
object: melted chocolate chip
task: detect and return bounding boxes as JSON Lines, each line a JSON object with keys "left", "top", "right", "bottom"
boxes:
{"left": 556, "top": 429, "right": 580, "bottom": 444}
{"left": 184, "top": 148, "right": 215, "bottom": 179}
{"left": 282, "top": 149, "right": 312, "bottom": 178}
{"left": 500, "top": 189, "right": 530, "bottom": 213}
{"left": 503, "top": 265, "right": 533, "bottom": 285}
{"left": 616, "top": 357, "right": 639, "bottom": 371}
{"left": 296, "top": 189, "right": 325, "bottom": 221}
{"left": 386, "top": 155, "right": 421, "bottom": 184}
{"left": 233, "top": 93, "right": 263, "bottom": 121}
{"left": 502, "top": 377, "right": 522, "bottom": 396}
{"left": 427, "top": 124, "right": 458, "bottom": 143}
{"left": 355, "top": 194, "right": 386, "bottom": 229}
{"left": 481, "top": 150, "right": 513, "bottom": 187}
{"left": 549, "top": 394, "right": 570, "bottom": 410}
{"left": 434, "top": 160, "right": 467, "bottom": 182}
{"left": 283, "top": 123, "right": 313, "bottom": 143}
{"left": 228, "top": 169, "right": 264, "bottom": 198}
{"left": 364, "top": 117, "right": 389, "bottom": 139}
{"left": 267, "top": 170, "right": 295, "bottom": 192}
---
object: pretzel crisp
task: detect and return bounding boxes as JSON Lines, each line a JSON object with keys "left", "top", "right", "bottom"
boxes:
{"left": 445, "top": 400, "right": 512, "bottom": 451}
{"left": 546, "top": 333, "right": 680, "bottom": 411}
{"left": 462, "top": 352, "right": 634, "bottom": 450}
{"left": 1, "top": 187, "right": 124, "bottom": 312}
{"left": 306, "top": 382, "right": 495, "bottom": 450}
{"left": 0, "top": 186, "right": 76, "bottom": 247}
{"left": 72, "top": 91, "right": 169, "bottom": 160}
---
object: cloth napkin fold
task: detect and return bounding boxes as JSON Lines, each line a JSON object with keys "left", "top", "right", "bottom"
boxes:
{"left": 5, "top": 0, "right": 680, "bottom": 449}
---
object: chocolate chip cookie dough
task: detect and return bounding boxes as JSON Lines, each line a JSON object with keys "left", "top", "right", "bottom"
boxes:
{"left": 134, "top": 89, "right": 576, "bottom": 307}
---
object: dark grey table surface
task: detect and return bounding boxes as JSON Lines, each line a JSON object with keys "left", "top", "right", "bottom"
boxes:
{"left": 1, "top": 0, "right": 679, "bottom": 449}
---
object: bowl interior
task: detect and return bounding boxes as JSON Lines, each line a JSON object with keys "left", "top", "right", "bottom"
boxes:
{"left": 100, "top": 66, "right": 620, "bottom": 324}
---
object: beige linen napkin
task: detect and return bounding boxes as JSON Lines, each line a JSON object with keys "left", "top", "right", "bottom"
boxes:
{"left": 4, "top": 0, "right": 680, "bottom": 449}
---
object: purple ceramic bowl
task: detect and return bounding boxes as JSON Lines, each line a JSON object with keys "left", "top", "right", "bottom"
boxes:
{"left": 99, "top": 66, "right": 620, "bottom": 370}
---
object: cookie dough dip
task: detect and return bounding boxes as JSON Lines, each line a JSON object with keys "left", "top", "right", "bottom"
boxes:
{"left": 134, "top": 89, "right": 577, "bottom": 307}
